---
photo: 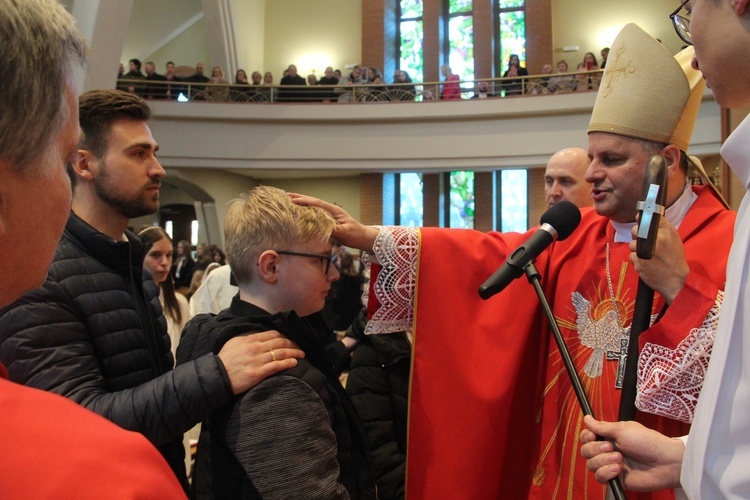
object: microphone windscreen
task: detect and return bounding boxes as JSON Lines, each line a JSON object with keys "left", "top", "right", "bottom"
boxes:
{"left": 540, "top": 201, "right": 581, "bottom": 241}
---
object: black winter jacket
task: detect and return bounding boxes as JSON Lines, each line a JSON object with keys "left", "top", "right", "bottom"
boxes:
{"left": 177, "top": 296, "right": 376, "bottom": 499}
{"left": 0, "top": 211, "right": 234, "bottom": 489}
{"left": 345, "top": 310, "right": 411, "bottom": 500}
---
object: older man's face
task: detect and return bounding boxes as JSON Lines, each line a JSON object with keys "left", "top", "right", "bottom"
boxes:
{"left": 544, "top": 148, "right": 592, "bottom": 209}
{"left": 2, "top": 80, "right": 79, "bottom": 306}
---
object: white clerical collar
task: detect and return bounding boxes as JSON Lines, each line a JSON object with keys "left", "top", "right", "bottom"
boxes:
{"left": 721, "top": 114, "right": 750, "bottom": 188}
{"left": 610, "top": 182, "right": 696, "bottom": 243}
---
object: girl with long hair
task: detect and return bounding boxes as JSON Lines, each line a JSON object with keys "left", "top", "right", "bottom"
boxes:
{"left": 139, "top": 227, "right": 192, "bottom": 361}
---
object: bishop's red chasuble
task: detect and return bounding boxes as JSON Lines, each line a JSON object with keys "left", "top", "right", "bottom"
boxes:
{"left": 372, "top": 187, "right": 734, "bottom": 499}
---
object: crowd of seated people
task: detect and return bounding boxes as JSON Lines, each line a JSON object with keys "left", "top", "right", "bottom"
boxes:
{"left": 117, "top": 54, "right": 608, "bottom": 103}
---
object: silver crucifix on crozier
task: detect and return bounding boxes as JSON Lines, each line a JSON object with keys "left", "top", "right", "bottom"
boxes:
{"left": 606, "top": 336, "right": 630, "bottom": 389}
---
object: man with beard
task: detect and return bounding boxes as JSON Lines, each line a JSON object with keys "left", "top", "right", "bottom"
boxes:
{"left": 0, "top": 89, "right": 304, "bottom": 491}
{"left": 0, "top": 1, "right": 184, "bottom": 496}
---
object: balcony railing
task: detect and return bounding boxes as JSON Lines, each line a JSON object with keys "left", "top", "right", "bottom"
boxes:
{"left": 116, "top": 69, "right": 604, "bottom": 104}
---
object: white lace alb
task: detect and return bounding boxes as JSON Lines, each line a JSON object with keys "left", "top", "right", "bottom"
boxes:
{"left": 364, "top": 226, "right": 419, "bottom": 335}
{"left": 636, "top": 290, "right": 723, "bottom": 423}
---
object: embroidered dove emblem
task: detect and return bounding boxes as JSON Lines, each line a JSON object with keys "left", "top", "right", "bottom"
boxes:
{"left": 572, "top": 292, "right": 627, "bottom": 377}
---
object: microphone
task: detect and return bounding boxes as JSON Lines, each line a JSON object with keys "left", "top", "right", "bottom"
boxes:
{"left": 478, "top": 201, "right": 581, "bottom": 300}
{"left": 635, "top": 155, "right": 668, "bottom": 259}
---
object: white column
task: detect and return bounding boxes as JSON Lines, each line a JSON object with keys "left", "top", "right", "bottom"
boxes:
{"left": 70, "top": 0, "right": 135, "bottom": 92}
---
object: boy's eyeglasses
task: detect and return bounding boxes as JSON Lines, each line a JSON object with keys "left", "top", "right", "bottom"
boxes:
{"left": 276, "top": 250, "right": 333, "bottom": 274}
{"left": 670, "top": 0, "right": 692, "bottom": 46}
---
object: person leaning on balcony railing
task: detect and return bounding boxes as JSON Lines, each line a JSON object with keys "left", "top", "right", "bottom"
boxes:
{"left": 205, "top": 65, "right": 229, "bottom": 102}
{"left": 232, "top": 69, "right": 253, "bottom": 101}
{"left": 279, "top": 64, "right": 308, "bottom": 102}
{"left": 335, "top": 65, "right": 364, "bottom": 103}
{"left": 144, "top": 61, "right": 168, "bottom": 100}
{"left": 259, "top": 70, "right": 277, "bottom": 101}
{"left": 582, "top": 52, "right": 602, "bottom": 90}
{"left": 122, "top": 57, "right": 146, "bottom": 96}
{"left": 164, "top": 61, "right": 184, "bottom": 101}
{"left": 317, "top": 66, "right": 339, "bottom": 103}
{"left": 547, "top": 59, "right": 577, "bottom": 93}
{"left": 531, "top": 63, "right": 554, "bottom": 95}
{"left": 186, "top": 61, "right": 210, "bottom": 100}
{"left": 440, "top": 64, "right": 462, "bottom": 100}
{"left": 361, "top": 67, "right": 389, "bottom": 101}
{"left": 389, "top": 70, "right": 416, "bottom": 101}
{"left": 471, "top": 80, "right": 497, "bottom": 99}
{"left": 501, "top": 54, "right": 529, "bottom": 96}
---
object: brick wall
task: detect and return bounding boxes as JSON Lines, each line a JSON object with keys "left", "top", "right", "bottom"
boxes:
{"left": 359, "top": 1, "right": 552, "bottom": 230}
{"left": 362, "top": 0, "right": 552, "bottom": 79}
{"left": 360, "top": 173, "right": 384, "bottom": 225}
{"left": 527, "top": 167, "right": 547, "bottom": 226}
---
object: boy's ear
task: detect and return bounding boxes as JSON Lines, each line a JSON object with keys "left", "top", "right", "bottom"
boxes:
{"left": 256, "top": 250, "right": 279, "bottom": 283}
{"left": 734, "top": 0, "right": 748, "bottom": 15}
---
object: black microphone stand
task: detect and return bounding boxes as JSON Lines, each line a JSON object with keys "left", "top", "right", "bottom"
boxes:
{"left": 524, "top": 262, "right": 627, "bottom": 500}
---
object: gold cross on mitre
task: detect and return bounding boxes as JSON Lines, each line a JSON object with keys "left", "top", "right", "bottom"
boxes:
{"left": 600, "top": 43, "right": 637, "bottom": 98}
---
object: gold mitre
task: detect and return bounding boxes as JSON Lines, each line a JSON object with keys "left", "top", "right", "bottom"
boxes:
{"left": 588, "top": 23, "right": 705, "bottom": 151}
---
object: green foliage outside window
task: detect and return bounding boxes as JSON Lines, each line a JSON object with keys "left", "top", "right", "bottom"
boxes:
{"left": 449, "top": 171, "right": 474, "bottom": 229}
{"left": 400, "top": 20, "right": 424, "bottom": 83}
{"left": 449, "top": 0, "right": 472, "bottom": 14}
{"left": 448, "top": 15, "right": 474, "bottom": 90}
{"left": 400, "top": 0, "right": 424, "bottom": 83}
{"left": 501, "top": 169, "right": 528, "bottom": 232}
{"left": 400, "top": 172, "right": 424, "bottom": 227}
{"left": 401, "top": 0, "right": 422, "bottom": 18}
{"left": 498, "top": 4, "right": 526, "bottom": 78}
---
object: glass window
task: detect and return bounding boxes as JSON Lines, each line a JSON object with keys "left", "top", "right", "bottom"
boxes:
{"left": 399, "top": 172, "right": 424, "bottom": 227}
{"left": 500, "top": 169, "right": 527, "bottom": 232}
{"left": 449, "top": 0, "right": 473, "bottom": 11}
{"left": 495, "top": 1, "right": 526, "bottom": 78}
{"left": 401, "top": 0, "right": 423, "bottom": 18}
{"left": 400, "top": 0, "right": 424, "bottom": 83}
{"left": 449, "top": 170, "right": 474, "bottom": 229}
{"left": 445, "top": 0, "right": 474, "bottom": 92}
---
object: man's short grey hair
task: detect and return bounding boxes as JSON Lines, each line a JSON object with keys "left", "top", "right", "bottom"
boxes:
{"left": 635, "top": 138, "right": 688, "bottom": 174}
{"left": 0, "top": 0, "right": 88, "bottom": 171}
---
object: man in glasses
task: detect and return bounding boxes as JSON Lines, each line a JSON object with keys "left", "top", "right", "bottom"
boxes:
{"left": 177, "top": 185, "right": 375, "bottom": 499}
{"left": 582, "top": 1, "right": 750, "bottom": 497}
{"left": 293, "top": 22, "right": 735, "bottom": 499}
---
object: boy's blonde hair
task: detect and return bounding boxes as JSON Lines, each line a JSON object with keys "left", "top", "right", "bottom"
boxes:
{"left": 225, "top": 185, "right": 336, "bottom": 284}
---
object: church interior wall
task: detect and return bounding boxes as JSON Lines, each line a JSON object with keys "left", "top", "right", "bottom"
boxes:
{"left": 65, "top": 0, "right": 739, "bottom": 244}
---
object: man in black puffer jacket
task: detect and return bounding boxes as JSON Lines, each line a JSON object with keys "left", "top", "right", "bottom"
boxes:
{"left": 0, "top": 90, "right": 304, "bottom": 491}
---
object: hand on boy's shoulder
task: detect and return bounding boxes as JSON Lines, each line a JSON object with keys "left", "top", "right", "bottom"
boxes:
{"left": 218, "top": 330, "right": 305, "bottom": 394}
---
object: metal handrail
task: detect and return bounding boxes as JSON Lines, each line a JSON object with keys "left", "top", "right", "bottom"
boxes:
{"left": 115, "top": 69, "right": 604, "bottom": 103}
